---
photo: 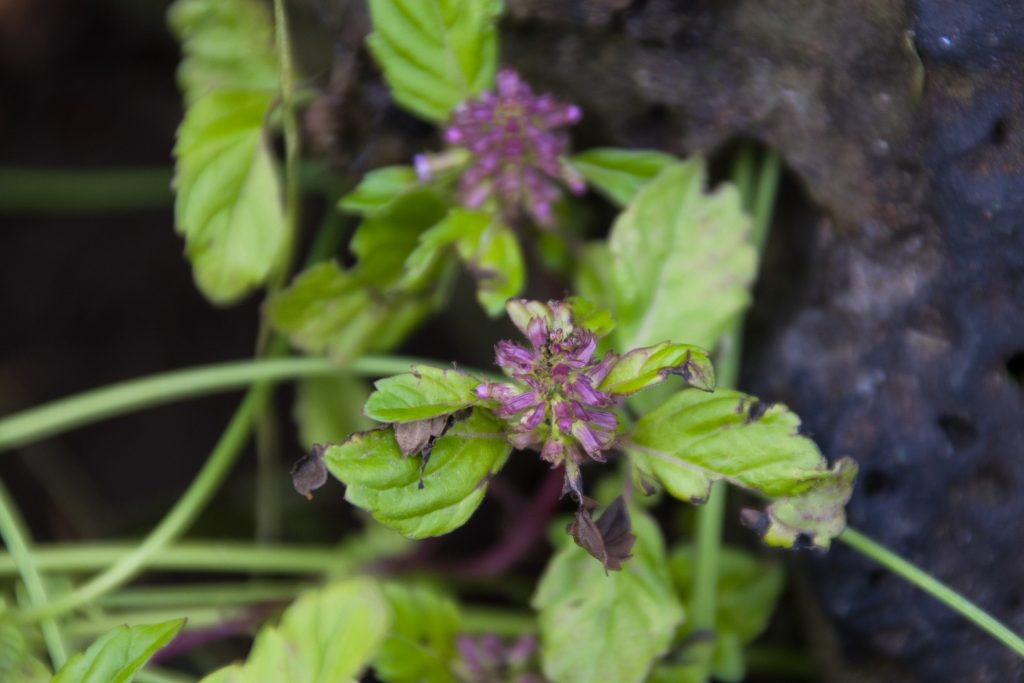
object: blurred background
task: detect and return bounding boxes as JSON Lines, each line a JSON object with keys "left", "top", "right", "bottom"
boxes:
{"left": 1, "top": 1, "right": 1023, "bottom": 681}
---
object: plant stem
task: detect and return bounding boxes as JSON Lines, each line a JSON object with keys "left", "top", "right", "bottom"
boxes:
{"left": 0, "top": 167, "right": 172, "bottom": 214}
{"left": 0, "top": 480, "right": 67, "bottom": 668}
{"left": 689, "top": 147, "right": 782, "bottom": 680}
{"left": 0, "top": 541, "right": 351, "bottom": 575}
{"left": 270, "top": 0, "right": 301, "bottom": 292}
{"left": 16, "top": 387, "right": 269, "bottom": 622}
{"left": 460, "top": 607, "right": 536, "bottom": 637}
{"left": 0, "top": 355, "right": 446, "bottom": 453}
{"left": 99, "top": 582, "right": 308, "bottom": 609}
{"left": 839, "top": 527, "right": 1024, "bottom": 659}
{"left": 63, "top": 607, "right": 245, "bottom": 641}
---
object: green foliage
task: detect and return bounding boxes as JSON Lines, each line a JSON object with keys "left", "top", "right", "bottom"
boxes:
{"left": 374, "top": 583, "right": 461, "bottom": 683}
{"left": 324, "top": 409, "right": 510, "bottom": 538}
{"left": 169, "top": 0, "right": 290, "bottom": 305}
{"left": 749, "top": 456, "right": 859, "bottom": 550}
{"left": 293, "top": 375, "right": 373, "bottom": 448}
{"left": 532, "top": 509, "right": 684, "bottom": 683}
{"left": 367, "top": 0, "right": 502, "bottom": 122}
{"left": 403, "top": 209, "right": 524, "bottom": 316}
{"left": 339, "top": 166, "right": 421, "bottom": 216}
{"left": 627, "top": 389, "right": 856, "bottom": 548}
{"left": 168, "top": 0, "right": 278, "bottom": 104}
{"left": 173, "top": 90, "right": 286, "bottom": 305}
{"left": 200, "top": 579, "right": 389, "bottom": 683}
{"left": 581, "top": 160, "right": 756, "bottom": 353}
{"left": 364, "top": 365, "right": 481, "bottom": 423}
{"left": 570, "top": 148, "right": 676, "bottom": 207}
{"left": 670, "top": 546, "right": 784, "bottom": 681}
{"left": 599, "top": 342, "right": 715, "bottom": 396}
{"left": 0, "top": 622, "right": 50, "bottom": 682}
{"left": 53, "top": 619, "right": 184, "bottom": 683}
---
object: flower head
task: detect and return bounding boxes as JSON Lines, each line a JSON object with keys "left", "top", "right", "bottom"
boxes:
{"left": 476, "top": 299, "right": 618, "bottom": 499}
{"left": 420, "top": 69, "right": 585, "bottom": 226}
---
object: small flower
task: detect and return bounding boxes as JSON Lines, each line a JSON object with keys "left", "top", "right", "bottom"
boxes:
{"left": 477, "top": 299, "right": 619, "bottom": 499}
{"left": 439, "top": 68, "right": 585, "bottom": 225}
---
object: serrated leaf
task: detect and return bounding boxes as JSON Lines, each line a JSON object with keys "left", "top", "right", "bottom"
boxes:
{"left": 200, "top": 579, "right": 389, "bottom": 683}
{"left": 173, "top": 89, "right": 286, "bottom": 304}
{"left": 294, "top": 375, "right": 373, "bottom": 449}
{"left": 597, "top": 160, "right": 756, "bottom": 352}
{"left": 339, "top": 166, "right": 420, "bottom": 216}
{"left": 570, "top": 148, "right": 676, "bottom": 207}
{"left": 168, "top": 0, "right": 278, "bottom": 104}
{"left": 367, "top": 0, "right": 502, "bottom": 121}
{"left": 373, "top": 584, "right": 461, "bottom": 683}
{"left": 599, "top": 342, "right": 714, "bottom": 396}
{"left": 626, "top": 389, "right": 832, "bottom": 505}
{"left": 670, "top": 546, "right": 784, "bottom": 682}
{"left": 743, "top": 457, "right": 858, "bottom": 550}
{"left": 266, "top": 261, "right": 434, "bottom": 361}
{"left": 325, "top": 409, "right": 510, "bottom": 538}
{"left": 53, "top": 619, "right": 184, "bottom": 683}
{"left": 532, "top": 509, "right": 684, "bottom": 683}
{"left": 365, "top": 365, "right": 481, "bottom": 423}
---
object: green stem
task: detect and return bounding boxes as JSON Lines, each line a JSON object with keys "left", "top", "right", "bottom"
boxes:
{"left": 839, "top": 527, "right": 1024, "bottom": 659}
{"left": 0, "top": 541, "right": 352, "bottom": 575}
{"left": 64, "top": 607, "right": 246, "bottom": 641}
{"left": 459, "top": 607, "right": 536, "bottom": 637}
{"left": 271, "top": 0, "right": 301, "bottom": 291}
{"left": 99, "top": 582, "right": 308, "bottom": 609}
{"left": 0, "top": 480, "right": 67, "bottom": 668}
{"left": 690, "top": 479, "right": 726, "bottom": 627}
{"left": 0, "top": 355, "right": 444, "bottom": 453}
{"left": 17, "top": 387, "right": 269, "bottom": 622}
{"left": 0, "top": 167, "right": 172, "bottom": 214}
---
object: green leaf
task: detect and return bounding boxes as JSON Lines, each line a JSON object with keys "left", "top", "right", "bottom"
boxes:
{"left": 565, "top": 296, "right": 616, "bottom": 339}
{"left": 364, "top": 365, "right": 481, "bottom": 423}
{"left": 532, "top": 509, "right": 684, "bottom": 683}
{"left": 367, "top": 0, "right": 502, "bottom": 121}
{"left": 266, "top": 261, "right": 434, "bottom": 361}
{"left": 570, "top": 148, "right": 676, "bottom": 207}
{"left": 173, "top": 89, "right": 286, "bottom": 305}
{"left": 373, "top": 584, "right": 461, "bottom": 683}
{"left": 325, "top": 409, "right": 511, "bottom": 538}
{"left": 294, "top": 375, "right": 373, "bottom": 449}
{"left": 53, "top": 619, "right": 184, "bottom": 683}
{"left": 599, "top": 342, "right": 714, "bottom": 396}
{"left": 626, "top": 389, "right": 833, "bottom": 505}
{"left": 200, "top": 579, "right": 389, "bottom": 683}
{"left": 0, "top": 622, "right": 51, "bottom": 682}
{"left": 598, "top": 159, "right": 756, "bottom": 352}
{"left": 168, "top": 0, "right": 278, "bottom": 104}
{"left": 339, "top": 166, "right": 420, "bottom": 217}
{"left": 670, "top": 546, "right": 784, "bottom": 682}
{"left": 744, "top": 456, "right": 859, "bottom": 550}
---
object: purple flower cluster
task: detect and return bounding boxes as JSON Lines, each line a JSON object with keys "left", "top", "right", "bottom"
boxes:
{"left": 457, "top": 634, "right": 543, "bottom": 683}
{"left": 419, "top": 69, "right": 585, "bottom": 225}
{"left": 476, "top": 300, "right": 618, "bottom": 499}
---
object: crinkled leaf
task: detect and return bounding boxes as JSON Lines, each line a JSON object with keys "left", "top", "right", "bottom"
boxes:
{"left": 367, "top": 0, "right": 502, "bottom": 122}
{"left": 294, "top": 375, "right": 374, "bottom": 450}
{"left": 670, "top": 546, "right": 784, "bottom": 682}
{"left": 339, "top": 166, "right": 419, "bottom": 217}
{"left": 168, "top": 0, "right": 278, "bottom": 104}
{"left": 325, "top": 409, "right": 510, "bottom": 538}
{"left": 364, "top": 365, "right": 481, "bottom": 423}
{"left": 626, "top": 389, "right": 833, "bottom": 505}
{"left": 173, "top": 89, "right": 286, "bottom": 305}
{"left": 266, "top": 261, "right": 434, "bottom": 361}
{"left": 599, "top": 342, "right": 715, "bottom": 396}
{"left": 402, "top": 209, "right": 524, "bottom": 316}
{"left": 291, "top": 444, "right": 329, "bottom": 500}
{"left": 53, "top": 619, "right": 184, "bottom": 683}
{"left": 566, "top": 497, "right": 636, "bottom": 572}
{"left": 570, "top": 148, "right": 676, "bottom": 207}
{"left": 742, "top": 457, "right": 858, "bottom": 550}
{"left": 600, "top": 160, "right": 756, "bottom": 352}
{"left": 373, "top": 583, "right": 461, "bottom": 683}
{"left": 533, "top": 509, "right": 684, "bottom": 683}
{"left": 200, "top": 579, "right": 389, "bottom": 683}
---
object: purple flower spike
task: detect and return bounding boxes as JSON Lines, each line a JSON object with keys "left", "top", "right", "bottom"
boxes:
{"left": 476, "top": 299, "right": 619, "bottom": 500}
{"left": 443, "top": 68, "right": 584, "bottom": 226}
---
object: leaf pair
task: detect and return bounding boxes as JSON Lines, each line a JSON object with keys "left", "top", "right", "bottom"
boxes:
{"left": 169, "top": 0, "right": 289, "bottom": 305}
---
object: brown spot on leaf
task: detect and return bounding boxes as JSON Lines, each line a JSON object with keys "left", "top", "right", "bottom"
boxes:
{"left": 567, "top": 496, "right": 637, "bottom": 572}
